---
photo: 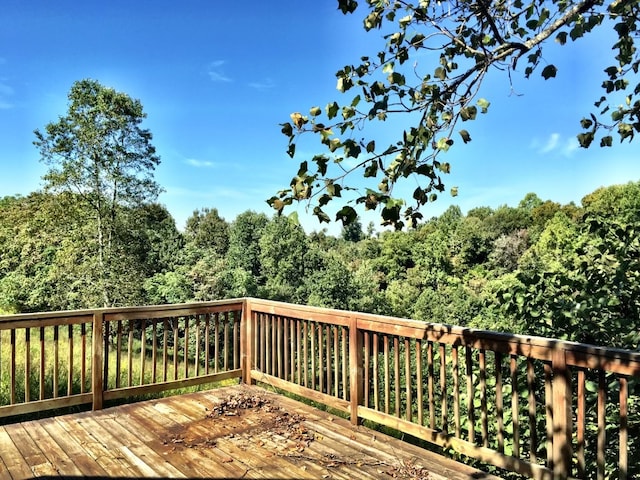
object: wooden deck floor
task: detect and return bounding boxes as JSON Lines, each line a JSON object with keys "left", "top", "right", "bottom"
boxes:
{"left": 0, "top": 385, "right": 502, "bottom": 480}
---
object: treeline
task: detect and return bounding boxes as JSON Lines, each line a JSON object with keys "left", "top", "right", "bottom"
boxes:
{"left": 1, "top": 181, "right": 639, "bottom": 349}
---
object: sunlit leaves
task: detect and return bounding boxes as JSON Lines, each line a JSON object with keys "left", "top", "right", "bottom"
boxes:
{"left": 272, "top": 0, "right": 640, "bottom": 229}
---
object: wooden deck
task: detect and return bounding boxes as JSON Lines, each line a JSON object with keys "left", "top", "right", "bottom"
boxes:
{"left": 0, "top": 385, "right": 502, "bottom": 480}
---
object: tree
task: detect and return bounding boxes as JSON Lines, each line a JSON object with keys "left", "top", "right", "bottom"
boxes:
{"left": 271, "top": 0, "right": 639, "bottom": 228}
{"left": 185, "top": 207, "right": 230, "bottom": 256}
{"left": 34, "top": 79, "right": 161, "bottom": 307}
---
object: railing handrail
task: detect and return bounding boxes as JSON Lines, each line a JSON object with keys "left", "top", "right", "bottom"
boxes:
{"left": 246, "top": 297, "right": 640, "bottom": 375}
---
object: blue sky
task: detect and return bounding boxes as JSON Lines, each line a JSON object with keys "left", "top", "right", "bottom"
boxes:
{"left": 1, "top": 1, "right": 639, "bottom": 234}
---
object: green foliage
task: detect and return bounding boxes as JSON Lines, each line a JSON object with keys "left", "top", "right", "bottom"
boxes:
{"left": 272, "top": 1, "right": 639, "bottom": 228}
{"left": 185, "top": 207, "right": 230, "bottom": 257}
{"left": 33, "top": 79, "right": 161, "bottom": 307}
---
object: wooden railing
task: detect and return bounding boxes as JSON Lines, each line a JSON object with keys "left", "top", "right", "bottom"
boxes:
{"left": 0, "top": 299, "right": 243, "bottom": 417}
{"left": 2, "top": 298, "right": 639, "bottom": 479}
{"left": 245, "top": 299, "right": 640, "bottom": 480}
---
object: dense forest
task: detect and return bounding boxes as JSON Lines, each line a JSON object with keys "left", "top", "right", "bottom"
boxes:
{"left": 2, "top": 180, "right": 639, "bottom": 350}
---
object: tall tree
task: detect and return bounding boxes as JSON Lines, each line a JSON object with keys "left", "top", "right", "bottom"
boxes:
{"left": 271, "top": 0, "right": 639, "bottom": 228}
{"left": 34, "top": 79, "right": 161, "bottom": 307}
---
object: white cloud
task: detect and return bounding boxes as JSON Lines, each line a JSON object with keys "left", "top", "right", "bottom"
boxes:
{"left": 531, "top": 133, "right": 579, "bottom": 158}
{"left": 185, "top": 158, "right": 217, "bottom": 168}
{"left": 207, "top": 60, "right": 232, "bottom": 83}
{"left": 248, "top": 78, "right": 275, "bottom": 90}
{"left": 540, "top": 133, "right": 560, "bottom": 153}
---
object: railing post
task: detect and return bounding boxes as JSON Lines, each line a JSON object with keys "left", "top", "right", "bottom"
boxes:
{"left": 349, "top": 314, "right": 363, "bottom": 425}
{"left": 552, "top": 347, "right": 572, "bottom": 480}
{"left": 241, "top": 299, "right": 253, "bottom": 385}
{"left": 92, "top": 311, "right": 104, "bottom": 411}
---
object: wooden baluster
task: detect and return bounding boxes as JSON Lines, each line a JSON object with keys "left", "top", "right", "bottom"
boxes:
{"left": 283, "top": 317, "right": 290, "bottom": 381}
{"left": 10, "top": 329, "right": 16, "bottom": 404}
{"left": 416, "top": 339, "right": 423, "bottom": 425}
{"left": 194, "top": 316, "right": 200, "bottom": 377}
{"left": 544, "top": 362, "right": 553, "bottom": 469}
{"left": 466, "top": 346, "right": 475, "bottom": 443}
{"left": 25, "top": 327, "right": 30, "bottom": 403}
{"left": 289, "top": 318, "right": 295, "bottom": 382}
{"left": 333, "top": 326, "right": 339, "bottom": 397}
{"left": 326, "top": 325, "right": 332, "bottom": 396}
{"left": 68, "top": 324, "right": 74, "bottom": 395}
{"left": 183, "top": 317, "right": 189, "bottom": 379}
{"left": 81, "top": 323, "right": 87, "bottom": 394}
{"left": 318, "top": 323, "right": 324, "bottom": 393}
{"left": 128, "top": 319, "right": 134, "bottom": 387}
{"left": 53, "top": 326, "right": 58, "bottom": 398}
{"left": 216, "top": 313, "right": 221, "bottom": 373}
{"left": 394, "top": 336, "right": 400, "bottom": 418}
{"left": 405, "top": 337, "right": 412, "bottom": 422}
{"left": 575, "top": 369, "right": 585, "bottom": 478}
{"left": 67, "top": 325, "right": 75, "bottom": 396}
{"left": 310, "top": 323, "right": 316, "bottom": 390}
{"left": 510, "top": 355, "right": 520, "bottom": 459}
{"left": 373, "top": 333, "right": 380, "bottom": 410}
{"left": 40, "top": 327, "right": 45, "bottom": 400}
{"left": 453, "top": 345, "right": 461, "bottom": 438}
{"left": 364, "top": 331, "right": 370, "bottom": 407}
{"left": 152, "top": 319, "right": 158, "bottom": 383}
{"left": 496, "top": 352, "right": 504, "bottom": 454}
{"left": 172, "top": 318, "right": 178, "bottom": 381}
{"left": 342, "top": 326, "right": 348, "bottom": 401}
{"left": 303, "top": 321, "right": 309, "bottom": 388}
{"left": 276, "top": 316, "right": 283, "bottom": 378}
{"left": 296, "top": 319, "right": 302, "bottom": 385}
{"left": 204, "top": 314, "right": 210, "bottom": 375}
{"left": 140, "top": 319, "right": 146, "bottom": 385}
{"left": 527, "top": 358, "right": 537, "bottom": 463}
{"left": 163, "top": 319, "right": 168, "bottom": 382}
{"left": 428, "top": 341, "right": 435, "bottom": 429}
{"left": 234, "top": 312, "right": 240, "bottom": 370}
{"left": 597, "top": 370, "right": 606, "bottom": 480}
{"left": 440, "top": 343, "right": 448, "bottom": 433}
{"left": 224, "top": 312, "right": 231, "bottom": 372}
{"left": 384, "top": 335, "right": 390, "bottom": 415}
{"left": 115, "top": 321, "right": 122, "bottom": 388}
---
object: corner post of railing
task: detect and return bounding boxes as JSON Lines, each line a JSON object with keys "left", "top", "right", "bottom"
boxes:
{"left": 92, "top": 310, "right": 104, "bottom": 411}
{"left": 241, "top": 298, "right": 253, "bottom": 385}
{"left": 552, "top": 346, "right": 573, "bottom": 480}
{"left": 349, "top": 314, "right": 363, "bottom": 425}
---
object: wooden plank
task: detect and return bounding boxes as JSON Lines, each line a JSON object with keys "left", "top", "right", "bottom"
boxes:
{"left": 102, "top": 369, "right": 242, "bottom": 401}
{"left": 3, "top": 422, "right": 58, "bottom": 476}
{"left": 358, "top": 405, "right": 550, "bottom": 480}
{"left": 53, "top": 413, "right": 141, "bottom": 477}
{"left": 22, "top": 419, "right": 85, "bottom": 477}
{"left": 252, "top": 371, "right": 350, "bottom": 414}
{"left": 39, "top": 417, "right": 109, "bottom": 477}
{"left": 0, "top": 426, "right": 33, "bottom": 480}
{"left": 0, "top": 393, "right": 92, "bottom": 419}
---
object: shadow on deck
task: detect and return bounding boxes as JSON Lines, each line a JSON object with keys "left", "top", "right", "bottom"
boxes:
{"left": 0, "top": 385, "right": 500, "bottom": 480}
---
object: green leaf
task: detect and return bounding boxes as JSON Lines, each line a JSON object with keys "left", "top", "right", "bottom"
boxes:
{"left": 309, "top": 106, "right": 322, "bottom": 117}
{"left": 477, "top": 98, "right": 490, "bottom": 113}
{"left": 287, "top": 143, "right": 296, "bottom": 158}
{"left": 459, "top": 130, "right": 471, "bottom": 143}
{"left": 280, "top": 122, "right": 293, "bottom": 137}
{"left": 434, "top": 67, "right": 446, "bottom": 80}
{"left": 336, "top": 206, "right": 358, "bottom": 225}
{"left": 326, "top": 102, "right": 339, "bottom": 120}
{"left": 541, "top": 65, "right": 557, "bottom": 79}
{"left": 555, "top": 31, "right": 568, "bottom": 45}
{"left": 366, "top": 140, "right": 376, "bottom": 153}
{"left": 312, "top": 206, "right": 330, "bottom": 223}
